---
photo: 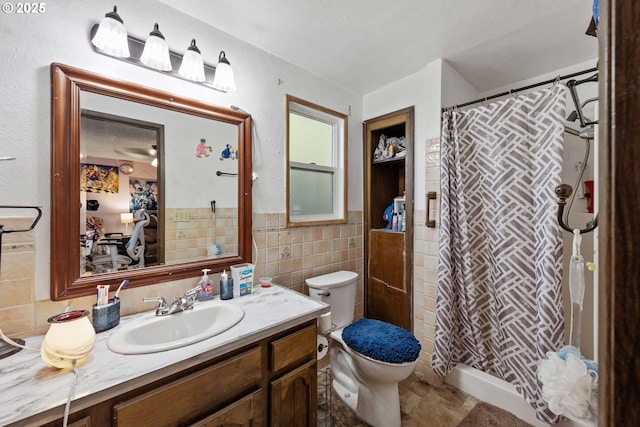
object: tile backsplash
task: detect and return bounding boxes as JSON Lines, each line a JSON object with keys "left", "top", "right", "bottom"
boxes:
{"left": 0, "top": 211, "right": 365, "bottom": 339}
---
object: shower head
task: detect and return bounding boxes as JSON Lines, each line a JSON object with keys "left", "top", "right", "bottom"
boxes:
{"left": 566, "top": 111, "right": 578, "bottom": 122}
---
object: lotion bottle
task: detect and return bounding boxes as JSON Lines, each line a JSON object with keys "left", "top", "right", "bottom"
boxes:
{"left": 220, "top": 269, "right": 233, "bottom": 300}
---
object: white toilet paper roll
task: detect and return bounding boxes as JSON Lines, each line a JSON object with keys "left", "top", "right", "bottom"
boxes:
{"left": 317, "top": 335, "right": 329, "bottom": 360}
{"left": 319, "top": 312, "right": 332, "bottom": 333}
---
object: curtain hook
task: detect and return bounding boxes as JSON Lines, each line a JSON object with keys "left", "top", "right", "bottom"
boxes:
{"left": 482, "top": 97, "right": 488, "bottom": 106}
{"left": 553, "top": 75, "right": 561, "bottom": 87}
{"left": 510, "top": 89, "right": 519, "bottom": 100}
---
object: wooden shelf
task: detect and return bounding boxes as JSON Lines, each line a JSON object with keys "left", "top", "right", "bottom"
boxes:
{"left": 372, "top": 156, "right": 406, "bottom": 165}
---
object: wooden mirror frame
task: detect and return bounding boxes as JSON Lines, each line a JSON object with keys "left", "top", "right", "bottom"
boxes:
{"left": 51, "top": 63, "right": 252, "bottom": 300}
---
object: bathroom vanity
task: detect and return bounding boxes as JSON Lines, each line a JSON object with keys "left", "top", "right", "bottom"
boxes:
{"left": 1, "top": 285, "right": 328, "bottom": 427}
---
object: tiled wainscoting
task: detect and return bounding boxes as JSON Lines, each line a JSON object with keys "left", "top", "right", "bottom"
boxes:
{"left": 0, "top": 211, "right": 365, "bottom": 339}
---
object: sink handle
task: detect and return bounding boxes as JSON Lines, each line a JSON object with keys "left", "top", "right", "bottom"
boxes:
{"left": 143, "top": 296, "right": 167, "bottom": 308}
{"left": 183, "top": 287, "right": 200, "bottom": 307}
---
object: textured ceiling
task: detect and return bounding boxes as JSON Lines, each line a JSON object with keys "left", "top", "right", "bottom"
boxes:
{"left": 157, "top": 0, "right": 598, "bottom": 94}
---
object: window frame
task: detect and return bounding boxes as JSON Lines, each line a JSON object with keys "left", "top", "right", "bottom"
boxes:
{"left": 286, "top": 94, "right": 348, "bottom": 226}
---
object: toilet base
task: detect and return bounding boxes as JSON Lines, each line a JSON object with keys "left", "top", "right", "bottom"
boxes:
{"left": 332, "top": 377, "right": 402, "bottom": 427}
{"left": 331, "top": 350, "right": 403, "bottom": 427}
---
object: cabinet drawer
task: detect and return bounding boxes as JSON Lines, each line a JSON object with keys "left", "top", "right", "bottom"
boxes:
{"left": 270, "top": 325, "right": 316, "bottom": 372}
{"left": 190, "top": 389, "right": 264, "bottom": 427}
{"left": 113, "top": 346, "right": 262, "bottom": 427}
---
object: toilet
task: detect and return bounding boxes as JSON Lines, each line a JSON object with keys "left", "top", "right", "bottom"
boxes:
{"left": 307, "top": 271, "right": 420, "bottom": 427}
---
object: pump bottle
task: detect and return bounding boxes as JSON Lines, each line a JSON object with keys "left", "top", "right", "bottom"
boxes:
{"left": 197, "top": 268, "right": 214, "bottom": 301}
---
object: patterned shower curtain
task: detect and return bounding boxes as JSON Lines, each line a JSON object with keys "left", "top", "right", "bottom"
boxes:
{"left": 432, "top": 85, "right": 566, "bottom": 423}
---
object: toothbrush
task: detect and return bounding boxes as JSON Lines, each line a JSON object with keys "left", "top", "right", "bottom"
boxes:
{"left": 114, "top": 279, "right": 129, "bottom": 300}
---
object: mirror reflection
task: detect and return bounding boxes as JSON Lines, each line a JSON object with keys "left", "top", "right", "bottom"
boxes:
{"left": 79, "top": 92, "right": 240, "bottom": 277}
{"left": 50, "top": 63, "right": 252, "bottom": 301}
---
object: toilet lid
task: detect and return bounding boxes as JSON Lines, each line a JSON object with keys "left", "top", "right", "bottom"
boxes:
{"left": 342, "top": 318, "right": 421, "bottom": 364}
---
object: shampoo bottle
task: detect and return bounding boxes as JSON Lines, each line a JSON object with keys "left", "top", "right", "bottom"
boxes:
{"left": 197, "top": 268, "right": 214, "bottom": 301}
{"left": 220, "top": 270, "right": 233, "bottom": 300}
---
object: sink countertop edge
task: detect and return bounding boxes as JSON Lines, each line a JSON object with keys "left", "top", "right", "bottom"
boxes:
{"left": 0, "top": 285, "right": 329, "bottom": 426}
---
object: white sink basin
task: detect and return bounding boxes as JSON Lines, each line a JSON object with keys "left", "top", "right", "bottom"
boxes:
{"left": 108, "top": 302, "right": 245, "bottom": 354}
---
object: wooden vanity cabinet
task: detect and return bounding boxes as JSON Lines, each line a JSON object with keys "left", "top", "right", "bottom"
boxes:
{"left": 30, "top": 320, "right": 317, "bottom": 427}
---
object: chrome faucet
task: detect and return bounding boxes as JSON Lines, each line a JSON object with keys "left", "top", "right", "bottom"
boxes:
{"left": 143, "top": 287, "right": 200, "bottom": 316}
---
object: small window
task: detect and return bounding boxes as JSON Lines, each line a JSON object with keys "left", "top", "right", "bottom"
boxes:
{"left": 286, "top": 95, "right": 348, "bottom": 226}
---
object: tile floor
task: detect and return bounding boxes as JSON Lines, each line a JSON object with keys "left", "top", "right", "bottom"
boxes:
{"left": 327, "top": 372, "right": 480, "bottom": 427}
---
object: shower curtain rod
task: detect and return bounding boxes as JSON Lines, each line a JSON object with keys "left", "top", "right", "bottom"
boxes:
{"left": 442, "top": 67, "right": 598, "bottom": 112}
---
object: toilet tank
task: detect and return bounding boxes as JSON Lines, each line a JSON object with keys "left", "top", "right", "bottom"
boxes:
{"left": 306, "top": 271, "right": 358, "bottom": 329}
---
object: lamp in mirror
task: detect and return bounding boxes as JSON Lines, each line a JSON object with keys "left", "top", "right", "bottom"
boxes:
{"left": 178, "top": 39, "right": 206, "bottom": 82}
{"left": 91, "top": 6, "right": 130, "bottom": 58}
{"left": 120, "top": 212, "right": 134, "bottom": 233}
{"left": 140, "top": 23, "right": 172, "bottom": 71}
{"left": 212, "top": 51, "right": 237, "bottom": 92}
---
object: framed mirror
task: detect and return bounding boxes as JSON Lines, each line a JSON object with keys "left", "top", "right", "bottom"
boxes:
{"left": 51, "top": 63, "right": 252, "bottom": 300}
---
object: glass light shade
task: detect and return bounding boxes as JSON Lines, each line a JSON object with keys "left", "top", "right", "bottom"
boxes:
{"left": 91, "top": 6, "right": 130, "bottom": 58}
{"left": 120, "top": 212, "right": 134, "bottom": 224}
{"left": 212, "top": 51, "right": 237, "bottom": 92}
{"left": 140, "top": 23, "right": 172, "bottom": 71}
{"left": 41, "top": 311, "right": 96, "bottom": 369}
{"left": 178, "top": 39, "right": 206, "bottom": 82}
{"left": 151, "top": 157, "right": 158, "bottom": 168}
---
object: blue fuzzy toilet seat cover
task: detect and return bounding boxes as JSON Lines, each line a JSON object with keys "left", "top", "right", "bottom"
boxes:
{"left": 342, "top": 318, "right": 421, "bottom": 364}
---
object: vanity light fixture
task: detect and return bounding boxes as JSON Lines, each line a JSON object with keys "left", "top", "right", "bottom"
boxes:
{"left": 140, "top": 23, "right": 172, "bottom": 71}
{"left": 91, "top": 6, "right": 130, "bottom": 58}
{"left": 178, "top": 39, "right": 206, "bottom": 82}
{"left": 212, "top": 51, "right": 237, "bottom": 92}
{"left": 90, "top": 14, "right": 237, "bottom": 92}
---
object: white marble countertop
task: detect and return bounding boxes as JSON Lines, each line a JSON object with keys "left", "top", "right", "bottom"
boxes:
{"left": 0, "top": 285, "right": 328, "bottom": 426}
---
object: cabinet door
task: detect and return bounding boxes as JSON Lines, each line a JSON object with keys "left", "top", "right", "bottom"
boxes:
{"left": 190, "top": 389, "right": 264, "bottom": 427}
{"left": 270, "top": 361, "right": 317, "bottom": 427}
{"left": 369, "top": 230, "right": 405, "bottom": 289}
{"left": 367, "top": 276, "right": 407, "bottom": 329}
{"left": 368, "top": 230, "right": 408, "bottom": 329}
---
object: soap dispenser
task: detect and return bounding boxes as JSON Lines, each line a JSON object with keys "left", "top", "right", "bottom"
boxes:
{"left": 197, "top": 268, "right": 214, "bottom": 301}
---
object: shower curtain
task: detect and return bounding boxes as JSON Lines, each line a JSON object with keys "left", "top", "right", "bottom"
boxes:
{"left": 432, "top": 85, "right": 566, "bottom": 423}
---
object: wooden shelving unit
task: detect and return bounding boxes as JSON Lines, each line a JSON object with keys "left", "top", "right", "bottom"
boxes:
{"left": 363, "top": 107, "right": 414, "bottom": 331}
